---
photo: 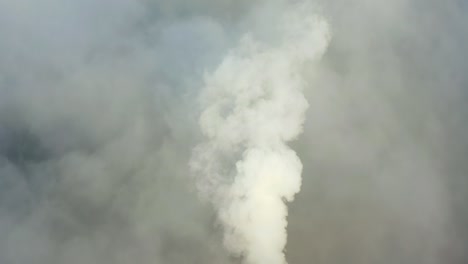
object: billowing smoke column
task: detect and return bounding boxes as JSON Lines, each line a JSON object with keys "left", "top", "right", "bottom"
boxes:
{"left": 191, "top": 3, "right": 330, "bottom": 264}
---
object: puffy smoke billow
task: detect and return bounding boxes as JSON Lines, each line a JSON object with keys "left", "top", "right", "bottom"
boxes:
{"left": 0, "top": 0, "right": 467, "bottom": 264}
{"left": 191, "top": 3, "right": 330, "bottom": 264}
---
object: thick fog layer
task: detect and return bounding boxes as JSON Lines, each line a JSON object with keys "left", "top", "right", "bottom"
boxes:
{"left": 0, "top": 1, "right": 467, "bottom": 264}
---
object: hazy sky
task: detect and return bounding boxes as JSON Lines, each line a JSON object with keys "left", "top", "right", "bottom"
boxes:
{"left": 0, "top": 1, "right": 467, "bottom": 264}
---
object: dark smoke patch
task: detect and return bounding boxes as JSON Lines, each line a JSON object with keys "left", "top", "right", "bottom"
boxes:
{"left": 0, "top": 126, "right": 48, "bottom": 167}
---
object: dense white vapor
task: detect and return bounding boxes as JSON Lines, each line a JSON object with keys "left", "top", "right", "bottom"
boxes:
{"left": 191, "top": 3, "right": 330, "bottom": 264}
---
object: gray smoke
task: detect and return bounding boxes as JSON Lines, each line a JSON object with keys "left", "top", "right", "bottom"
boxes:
{"left": 0, "top": 0, "right": 467, "bottom": 264}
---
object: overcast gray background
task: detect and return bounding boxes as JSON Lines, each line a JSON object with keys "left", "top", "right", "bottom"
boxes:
{"left": 0, "top": 0, "right": 467, "bottom": 264}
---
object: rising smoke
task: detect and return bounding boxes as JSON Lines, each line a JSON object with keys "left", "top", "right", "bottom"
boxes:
{"left": 0, "top": 0, "right": 467, "bottom": 264}
{"left": 190, "top": 3, "right": 330, "bottom": 264}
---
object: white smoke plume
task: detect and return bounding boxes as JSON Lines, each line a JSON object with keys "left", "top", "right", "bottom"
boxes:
{"left": 191, "top": 3, "right": 330, "bottom": 263}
